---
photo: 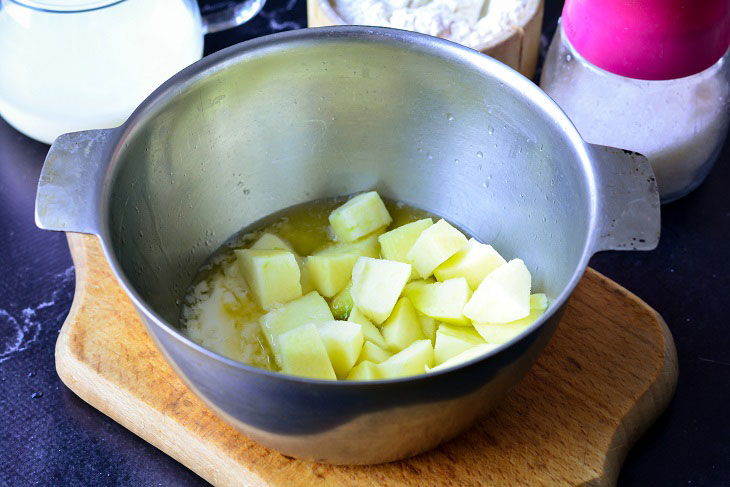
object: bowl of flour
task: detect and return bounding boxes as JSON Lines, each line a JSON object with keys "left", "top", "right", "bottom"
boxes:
{"left": 308, "top": 0, "right": 543, "bottom": 78}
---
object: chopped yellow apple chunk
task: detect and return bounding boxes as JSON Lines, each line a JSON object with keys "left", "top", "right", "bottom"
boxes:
{"left": 299, "top": 261, "right": 314, "bottom": 295}
{"left": 249, "top": 233, "right": 313, "bottom": 294}
{"left": 357, "top": 341, "right": 392, "bottom": 364}
{"left": 278, "top": 324, "right": 336, "bottom": 380}
{"left": 434, "top": 324, "right": 486, "bottom": 365}
{"left": 427, "top": 344, "right": 499, "bottom": 373}
{"left": 378, "top": 218, "right": 433, "bottom": 278}
{"left": 323, "top": 233, "right": 381, "bottom": 258}
{"left": 306, "top": 253, "right": 359, "bottom": 298}
{"left": 235, "top": 249, "right": 302, "bottom": 310}
{"left": 404, "top": 277, "right": 472, "bottom": 325}
{"left": 376, "top": 340, "right": 434, "bottom": 379}
{"left": 250, "top": 233, "right": 294, "bottom": 252}
{"left": 346, "top": 360, "right": 380, "bottom": 380}
{"left": 329, "top": 191, "right": 392, "bottom": 242}
{"left": 434, "top": 238, "right": 506, "bottom": 289}
{"left": 379, "top": 218, "right": 433, "bottom": 261}
{"left": 473, "top": 293, "right": 548, "bottom": 344}
{"left": 316, "top": 320, "right": 364, "bottom": 379}
{"left": 382, "top": 297, "right": 426, "bottom": 352}
{"left": 464, "top": 259, "right": 531, "bottom": 323}
{"left": 403, "top": 278, "right": 435, "bottom": 294}
{"left": 406, "top": 219, "right": 468, "bottom": 278}
{"left": 351, "top": 257, "right": 411, "bottom": 324}
{"left": 259, "top": 291, "right": 333, "bottom": 365}
{"left": 306, "top": 234, "right": 381, "bottom": 298}
{"left": 418, "top": 313, "right": 438, "bottom": 345}
{"left": 348, "top": 308, "right": 388, "bottom": 349}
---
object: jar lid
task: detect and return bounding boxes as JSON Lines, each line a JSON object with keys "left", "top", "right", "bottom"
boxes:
{"left": 563, "top": 0, "right": 730, "bottom": 80}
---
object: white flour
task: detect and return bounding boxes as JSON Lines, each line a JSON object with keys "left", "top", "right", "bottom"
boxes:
{"left": 333, "top": 0, "right": 529, "bottom": 48}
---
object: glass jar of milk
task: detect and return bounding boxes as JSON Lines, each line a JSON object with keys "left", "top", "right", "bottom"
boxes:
{"left": 0, "top": 0, "right": 265, "bottom": 144}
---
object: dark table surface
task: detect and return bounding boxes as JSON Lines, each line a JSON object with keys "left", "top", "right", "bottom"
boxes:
{"left": 1, "top": 1, "right": 729, "bottom": 485}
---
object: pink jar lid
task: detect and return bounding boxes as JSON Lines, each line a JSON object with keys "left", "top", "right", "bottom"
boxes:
{"left": 563, "top": 0, "right": 730, "bottom": 80}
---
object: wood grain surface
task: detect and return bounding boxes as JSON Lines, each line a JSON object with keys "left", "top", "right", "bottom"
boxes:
{"left": 56, "top": 233, "right": 678, "bottom": 486}
{"left": 306, "top": 0, "right": 544, "bottom": 79}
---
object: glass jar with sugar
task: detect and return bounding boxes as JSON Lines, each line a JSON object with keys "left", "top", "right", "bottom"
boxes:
{"left": 540, "top": 0, "right": 730, "bottom": 203}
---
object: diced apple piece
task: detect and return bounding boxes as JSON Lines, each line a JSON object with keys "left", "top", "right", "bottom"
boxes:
{"left": 376, "top": 340, "right": 434, "bottom": 379}
{"left": 306, "top": 253, "right": 358, "bottom": 298}
{"left": 378, "top": 218, "right": 433, "bottom": 278}
{"left": 434, "top": 238, "right": 506, "bottom": 289}
{"left": 438, "top": 323, "right": 485, "bottom": 342}
{"left": 329, "top": 191, "right": 392, "bottom": 242}
{"left": 474, "top": 293, "right": 548, "bottom": 344}
{"left": 404, "top": 277, "right": 471, "bottom": 325}
{"left": 259, "top": 291, "right": 334, "bottom": 365}
{"left": 278, "top": 324, "right": 336, "bottom": 380}
{"left": 330, "top": 280, "right": 354, "bottom": 320}
{"left": 324, "top": 233, "right": 381, "bottom": 258}
{"left": 349, "top": 308, "right": 388, "bottom": 349}
{"left": 382, "top": 297, "right": 426, "bottom": 352}
{"left": 235, "top": 249, "right": 302, "bottom": 310}
{"left": 418, "top": 313, "right": 438, "bottom": 345}
{"left": 427, "top": 344, "right": 499, "bottom": 372}
{"left": 250, "top": 233, "right": 294, "bottom": 252}
{"left": 316, "top": 320, "right": 364, "bottom": 379}
{"left": 403, "top": 278, "right": 435, "bottom": 294}
{"left": 347, "top": 306, "right": 371, "bottom": 326}
{"left": 464, "top": 259, "right": 531, "bottom": 323}
{"left": 306, "top": 234, "right": 381, "bottom": 298}
{"left": 351, "top": 257, "right": 411, "bottom": 324}
{"left": 361, "top": 321, "right": 387, "bottom": 349}
{"left": 346, "top": 360, "right": 380, "bottom": 381}
{"left": 434, "top": 324, "right": 486, "bottom": 365}
{"left": 406, "top": 219, "right": 468, "bottom": 278}
{"left": 248, "top": 234, "right": 313, "bottom": 293}
{"left": 299, "top": 262, "right": 314, "bottom": 294}
{"left": 357, "top": 341, "right": 392, "bottom": 364}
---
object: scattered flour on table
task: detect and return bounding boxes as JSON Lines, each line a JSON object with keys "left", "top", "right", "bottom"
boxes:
{"left": 333, "top": 0, "right": 530, "bottom": 48}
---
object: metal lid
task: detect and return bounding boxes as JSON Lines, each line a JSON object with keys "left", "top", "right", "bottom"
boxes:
{"left": 563, "top": 0, "right": 730, "bottom": 80}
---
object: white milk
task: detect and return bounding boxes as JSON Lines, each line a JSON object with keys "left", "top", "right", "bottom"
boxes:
{"left": 0, "top": 0, "right": 204, "bottom": 143}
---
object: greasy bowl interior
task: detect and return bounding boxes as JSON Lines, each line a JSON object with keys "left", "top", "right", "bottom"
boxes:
{"left": 102, "top": 28, "right": 595, "bottom": 462}
{"left": 109, "top": 32, "right": 591, "bottom": 325}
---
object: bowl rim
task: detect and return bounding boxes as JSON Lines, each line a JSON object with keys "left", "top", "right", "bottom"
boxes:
{"left": 98, "top": 25, "right": 597, "bottom": 387}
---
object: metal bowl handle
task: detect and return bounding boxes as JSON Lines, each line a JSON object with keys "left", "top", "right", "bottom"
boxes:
{"left": 589, "top": 143, "right": 661, "bottom": 254}
{"left": 35, "top": 129, "right": 116, "bottom": 236}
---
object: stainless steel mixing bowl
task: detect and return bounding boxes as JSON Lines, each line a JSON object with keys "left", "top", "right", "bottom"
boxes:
{"left": 35, "top": 27, "right": 660, "bottom": 464}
